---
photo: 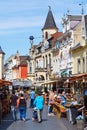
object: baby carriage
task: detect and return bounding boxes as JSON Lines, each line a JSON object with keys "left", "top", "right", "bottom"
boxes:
{"left": 32, "top": 107, "right": 37, "bottom": 121}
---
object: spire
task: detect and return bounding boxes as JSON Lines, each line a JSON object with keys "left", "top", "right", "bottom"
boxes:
{"left": 0, "top": 46, "right": 5, "bottom": 55}
{"left": 42, "top": 7, "right": 57, "bottom": 30}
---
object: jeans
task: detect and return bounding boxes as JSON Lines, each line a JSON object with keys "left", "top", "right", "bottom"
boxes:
{"left": 19, "top": 107, "right": 26, "bottom": 120}
{"left": 37, "top": 109, "right": 43, "bottom": 122}
{"left": 11, "top": 106, "right": 17, "bottom": 121}
{"left": 30, "top": 99, "right": 34, "bottom": 108}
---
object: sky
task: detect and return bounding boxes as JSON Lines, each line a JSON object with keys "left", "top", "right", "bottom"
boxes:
{"left": 0, "top": 0, "right": 87, "bottom": 62}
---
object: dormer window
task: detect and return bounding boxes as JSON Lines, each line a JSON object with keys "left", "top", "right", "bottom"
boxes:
{"left": 45, "top": 32, "right": 48, "bottom": 39}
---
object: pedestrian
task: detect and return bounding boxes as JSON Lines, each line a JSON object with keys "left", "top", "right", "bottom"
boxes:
{"left": 29, "top": 89, "right": 35, "bottom": 108}
{"left": 33, "top": 91, "right": 44, "bottom": 123}
{"left": 61, "top": 90, "right": 66, "bottom": 106}
{"left": 47, "top": 91, "right": 54, "bottom": 116}
{"left": 0, "top": 100, "right": 2, "bottom": 124}
{"left": 10, "top": 91, "right": 18, "bottom": 121}
{"left": 17, "top": 93, "right": 27, "bottom": 121}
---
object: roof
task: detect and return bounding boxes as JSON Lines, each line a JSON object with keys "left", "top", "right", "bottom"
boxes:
{"left": 48, "top": 31, "right": 63, "bottom": 48}
{"left": 42, "top": 7, "right": 57, "bottom": 30}
{"left": 69, "top": 15, "right": 81, "bottom": 30}
{"left": 68, "top": 15, "right": 82, "bottom": 21}
{"left": 51, "top": 32, "right": 63, "bottom": 47}
{"left": 19, "top": 56, "right": 29, "bottom": 66}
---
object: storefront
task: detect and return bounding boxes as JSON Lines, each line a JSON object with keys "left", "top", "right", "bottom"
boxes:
{"left": 0, "top": 79, "right": 12, "bottom": 122}
{"left": 68, "top": 73, "right": 87, "bottom": 119}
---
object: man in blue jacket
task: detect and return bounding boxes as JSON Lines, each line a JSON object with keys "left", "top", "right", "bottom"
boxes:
{"left": 33, "top": 91, "right": 44, "bottom": 123}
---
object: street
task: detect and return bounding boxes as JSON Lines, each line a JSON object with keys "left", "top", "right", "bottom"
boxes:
{"left": 0, "top": 101, "right": 77, "bottom": 130}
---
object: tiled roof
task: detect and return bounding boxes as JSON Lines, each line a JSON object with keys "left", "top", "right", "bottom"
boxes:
{"left": 42, "top": 8, "right": 57, "bottom": 30}
{"left": 50, "top": 32, "right": 63, "bottom": 47}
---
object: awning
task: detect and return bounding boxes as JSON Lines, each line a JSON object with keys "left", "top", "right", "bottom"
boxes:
{"left": 69, "top": 73, "right": 87, "bottom": 82}
{"left": 0, "top": 79, "right": 12, "bottom": 87}
{"left": 12, "top": 79, "right": 34, "bottom": 87}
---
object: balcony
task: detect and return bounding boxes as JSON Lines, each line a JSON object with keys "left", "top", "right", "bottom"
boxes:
{"left": 35, "top": 67, "right": 47, "bottom": 72}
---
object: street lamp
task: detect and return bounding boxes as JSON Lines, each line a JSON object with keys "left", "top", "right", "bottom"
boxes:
{"left": 29, "top": 36, "right": 34, "bottom": 48}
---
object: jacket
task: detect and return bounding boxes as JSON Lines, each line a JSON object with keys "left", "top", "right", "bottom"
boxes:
{"left": 34, "top": 96, "right": 44, "bottom": 110}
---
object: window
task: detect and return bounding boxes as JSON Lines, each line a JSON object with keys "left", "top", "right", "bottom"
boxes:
{"left": 45, "top": 32, "right": 48, "bottom": 39}
{"left": 38, "top": 47, "right": 41, "bottom": 53}
{"left": 49, "top": 54, "right": 51, "bottom": 67}
{"left": 46, "top": 73, "right": 48, "bottom": 80}
{"left": 46, "top": 55, "right": 48, "bottom": 67}
{"left": 83, "top": 57, "right": 85, "bottom": 73}
{"left": 30, "top": 63, "right": 32, "bottom": 73}
{"left": 60, "top": 52, "right": 63, "bottom": 59}
{"left": 55, "top": 41, "right": 60, "bottom": 49}
{"left": 43, "top": 56, "right": 45, "bottom": 68}
{"left": 77, "top": 59, "right": 81, "bottom": 73}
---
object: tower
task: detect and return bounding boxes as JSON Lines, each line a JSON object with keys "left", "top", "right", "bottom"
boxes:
{"left": 42, "top": 6, "right": 58, "bottom": 47}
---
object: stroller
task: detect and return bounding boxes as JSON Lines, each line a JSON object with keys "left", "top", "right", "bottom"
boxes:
{"left": 32, "top": 107, "right": 37, "bottom": 121}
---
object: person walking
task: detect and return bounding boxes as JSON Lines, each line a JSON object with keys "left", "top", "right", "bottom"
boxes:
{"left": 17, "top": 93, "right": 27, "bottom": 121}
{"left": 61, "top": 90, "right": 66, "bottom": 106}
{"left": 10, "top": 91, "right": 18, "bottom": 121}
{"left": 29, "top": 89, "right": 35, "bottom": 108}
{"left": 33, "top": 91, "right": 44, "bottom": 123}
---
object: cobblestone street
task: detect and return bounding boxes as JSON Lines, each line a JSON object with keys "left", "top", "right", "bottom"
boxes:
{"left": 0, "top": 101, "right": 77, "bottom": 130}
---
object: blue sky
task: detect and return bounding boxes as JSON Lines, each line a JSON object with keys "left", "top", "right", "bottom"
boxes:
{"left": 0, "top": 0, "right": 87, "bottom": 62}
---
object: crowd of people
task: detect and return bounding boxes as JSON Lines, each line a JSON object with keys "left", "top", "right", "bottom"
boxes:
{"left": 10, "top": 88, "right": 44, "bottom": 123}
{"left": 4, "top": 87, "right": 79, "bottom": 124}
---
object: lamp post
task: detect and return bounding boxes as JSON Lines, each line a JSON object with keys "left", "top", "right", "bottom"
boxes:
{"left": 29, "top": 36, "right": 34, "bottom": 48}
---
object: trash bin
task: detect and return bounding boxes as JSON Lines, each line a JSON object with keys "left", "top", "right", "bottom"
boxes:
{"left": 76, "top": 115, "right": 84, "bottom": 130}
